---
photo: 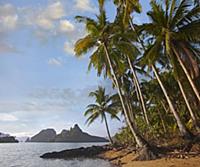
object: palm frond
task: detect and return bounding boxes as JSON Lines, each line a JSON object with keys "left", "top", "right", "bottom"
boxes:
{"left": 170, "top": 0, "right": 190, "bottom": 28}
{"left": 148, "top": 1, "right": 166, "bottom": 26}
{"left": 177, "top": 20, "right": 200, "bottom": 42}
{"left": 177, "top": 5, "right": 200, "bottom": 26}
{"left": 84, "top": 105, "right": 100, "bottom": 116}
{"left": 141, "top": 36, "right": 163, "bottom": 66}
{"left": 75, "top": 16, "right": 99, "bottom": 35}
{"left": 85, "top": 113, "right": 99, "bottom": 125}
{"left": 74, "top": 35, "right": 96, "bottom": 56}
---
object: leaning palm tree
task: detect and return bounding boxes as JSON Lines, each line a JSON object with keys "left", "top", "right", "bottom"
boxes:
{"left": 99, "top": 0, "right": 150, "bottom": 126}
{"left": 74, "top": 6, "right": 145, "bottom": 146}
{"left": 140, "top": 0, "right": 200, "bottom": 102}
{"left": 175, "top": 66, "right": 200, "bottom": 131}
{"left": 138, "top": 0, "right": 200, "bottom": 139}
{"left": 141, "top": 48, "right": 193, "bottom": 139}
{"left": 108, "top": 4, "right": 150, "bottom": 126}
{"left": 85, "top": 86, "right": 120, "bottom": 144}
{"left": 74, "top": 5, "right": 158, "bottom": 160}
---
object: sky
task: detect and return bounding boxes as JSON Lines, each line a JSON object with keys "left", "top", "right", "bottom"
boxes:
{"left": 0, "top": 0, "right": 150, "bottom": 138}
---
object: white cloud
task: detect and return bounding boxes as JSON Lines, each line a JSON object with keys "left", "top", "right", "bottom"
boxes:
{"left": 32, "top": 1, "right": 64, "bottom": 30}
{"left": 0, "top": 113, "right": 18, "bottom": 121}
{"left": 0, "top": 15, "right": 18, "bottom": 30}
{"left": 0, "top": 4, "right": 18, "bottom": 33}
{"left": 64, "top": 41, "right": 75, "bottom": 55}
{"left": 59, "top": 20, "right": 75, "bottom": 32}
{"left": 48, "top": 58, "right": 62, "bottom": 66}
{"left": 19, "top": 1, "right": 65, "bottom": 31}
{"left": 0, "top": 4, "right": 19, "bottom": 53}
{"left": 0, "top": 1, "right": 93, "bottom": 54}
{"left": 35, "top": 17, "right": 54, "bottom": 30}
{"left": 43, "top": 1, "right": 65, "bottom": 20}
{"left": 75, "top": 0, "right": 96, "bottom": 12}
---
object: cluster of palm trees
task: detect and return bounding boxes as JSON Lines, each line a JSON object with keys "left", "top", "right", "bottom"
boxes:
{"left": 74, "top": 0, "right": 200, "bottom": 160}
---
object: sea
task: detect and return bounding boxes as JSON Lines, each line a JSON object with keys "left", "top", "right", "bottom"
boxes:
{"left": 0, "top": 142, "right": 113, "bottom": 167}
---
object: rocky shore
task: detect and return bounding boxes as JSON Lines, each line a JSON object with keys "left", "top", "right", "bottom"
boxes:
{"left": 40, "top": 145, "right": 112, "bottom": 159}
{"left": 40, "top": 144, "right": 200, "bottom": 167}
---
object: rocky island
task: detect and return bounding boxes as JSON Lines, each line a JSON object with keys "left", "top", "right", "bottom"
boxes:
{"left": 0, "top": 132, "right": 18, "bottom": 143}
{"left": 28, "top": 124, "right": 108, "bottom": 143}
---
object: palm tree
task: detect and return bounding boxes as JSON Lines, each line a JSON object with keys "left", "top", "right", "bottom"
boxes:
{"left": 175, "top": 67, "right": 200, "bottom": 131}
{"left": 138, "top": 0, "right": 200, "bottom": 139}
{"left": 140, "top": 0, "right": 200, "bottom": 102}
{"left": 96, "top": 0, "right": 150, "bottom": 127}
{"left": 85, "top": 86, "right": 120, "bottom": 144}
{"left": 177, "top": 79, "right": 200, "bottom": 131}
{"left": 109, "top": 5, "right": 151, "bottom": 126}
{"left": 153, "top": 64, "right": 193, "bottom": 139}
{"left": 74, "top": 5, "right": 153, "bottom": 154}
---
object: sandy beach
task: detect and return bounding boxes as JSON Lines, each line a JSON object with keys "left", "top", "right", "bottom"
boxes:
{"left": 100, "top": 147, "right": 200, "bottom": 167}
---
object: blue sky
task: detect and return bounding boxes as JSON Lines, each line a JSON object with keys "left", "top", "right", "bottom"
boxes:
{"left": 0, "top": 0, "right": 150, "bottom": 138}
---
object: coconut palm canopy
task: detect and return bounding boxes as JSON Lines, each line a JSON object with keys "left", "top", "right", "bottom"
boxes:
{"left": 84, "top": 86, "right": 120, "bottom": 143}
{"left": 75, "top": 0, "right": 200, "bottom": 160}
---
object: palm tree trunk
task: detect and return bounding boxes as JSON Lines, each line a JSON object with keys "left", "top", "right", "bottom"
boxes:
{"left": 103, "top": 43, "right": 147, "bottom": 147}
{"left": 152, "top": 65, "right": 193, "bottom": 139}
{"left": 180, "top": 43, "right": 199, "bottom": 79}
{"left": 177, "top": 79, "right": 200, "bottom": 131}
{"left": 173, "top": 47, "right": 200, "bottom": 103}
{"left": 127, "top": 57, "right": 150, "bottom": 126}
{"left": 129, "top": 19, "right": 146, "bottom": 50}
{"left": 130, "top": 17, "right": 193, "bottom": 139}
{"left": 103, "top": 113, "right": 113, "bottom": 144}
{"left": 130, "top": 76, "right": 144, "bottom": 119}
{"left": 161, "top": 100, "right": 169, "bottom": 114}
{"left": 125, "top": 97, "right": 135, "bottom": 122}
{"left": 157, "top": 109, "right": 167, "bottom": 133}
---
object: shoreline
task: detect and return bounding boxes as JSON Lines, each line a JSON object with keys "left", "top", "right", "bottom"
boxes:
{"left": 40, "top": 145, "right": 112, "bottom": 159}
{"left": 99, "top": 146, "right": 200, "bottom": 167}
{"left": 41, "top": 144, "right": 200, "bottom": 167}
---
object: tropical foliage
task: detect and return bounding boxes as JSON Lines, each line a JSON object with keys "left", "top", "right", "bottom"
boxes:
{"left": 74, "top": 0, "right": 200, "bottom": 160}
{"left": 85, "top": 86, "right": 120, "bottom": 144}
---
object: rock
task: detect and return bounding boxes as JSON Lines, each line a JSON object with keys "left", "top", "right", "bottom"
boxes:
{"left": 28, "top": 129, "right": 56, "bottom": 142}
{"left": 0, "top": 132, "right": 18, "bottom": 143}
{"left": 25, "top": 137, "right": 30, "bottom": 142}
{"left": 54, "top": 124, "right": 108, "bottom": 142}
{"left": 40, "top": 145, "right": 111, "bottom": 159}
{"left": 28, "top": 124, "right": 108, "bottom": 143}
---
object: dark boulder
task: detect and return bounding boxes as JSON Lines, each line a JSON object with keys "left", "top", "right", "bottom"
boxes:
{"left": 40, "top": 145, "right": 111, "bottom": 159}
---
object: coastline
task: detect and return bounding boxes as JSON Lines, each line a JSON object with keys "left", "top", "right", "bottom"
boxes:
{"left": 40, "top": 145, "right": 112, "bottom": 159}
{"left": 99, "top": 146, "right": 200, "bottom": 167}
{"left": 41, "top": 144, "right": 200, "bottom": 167}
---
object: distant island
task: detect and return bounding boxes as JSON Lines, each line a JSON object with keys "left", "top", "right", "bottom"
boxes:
{"left": 0, "top": 132, "right": 18, "bottom": 143}
{"left": 27, "top": 124, "right": 108, "bottom": 143}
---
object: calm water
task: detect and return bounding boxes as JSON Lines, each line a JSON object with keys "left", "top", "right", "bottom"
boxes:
{"left": 0, "top": 142, "right": 113, "bottom": 167}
